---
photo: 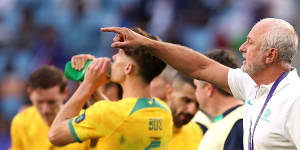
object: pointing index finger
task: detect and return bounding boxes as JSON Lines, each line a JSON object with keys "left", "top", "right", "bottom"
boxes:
{"left": 101, "top": 27, "right": 124, "bottom": 34}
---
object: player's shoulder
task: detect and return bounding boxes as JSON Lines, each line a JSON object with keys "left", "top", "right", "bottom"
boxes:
{"left": 13, "top": 106, "right": 37, "bottom": 121}
{"left": 184, "top": 121, "right": 203, "bottom": 134}
{"left": 91, "top": 97, "right": 138, "bottom": 109}
{"left": 90, "top": 97, "right": 171, "bottom": 116}
{"left": 88, "top": 98, "right": 138, "bottom": 116}
{"left": 126, "top": 97, "right": 171, "bottom": 119}
{"left": 11, "top": 106, "right": 38, "bottom": 127}
{"left": 153, "top": 97, "right": 170, "bottom": 112}
{"left": 133, "top": 97, "right": 170, "bottom": 111}
{"left": 188, "top": 121, "right": 202, "bottom": 129}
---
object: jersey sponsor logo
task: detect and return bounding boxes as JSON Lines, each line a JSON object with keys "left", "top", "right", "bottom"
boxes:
{"left": 261, "top": 108, "right": 271, "bottom": 123}
{"left": 75, "top": 112, "right": 86, "bottom": 123}
{"left": 148, "top": 118, "right": 162, "bottom": 131}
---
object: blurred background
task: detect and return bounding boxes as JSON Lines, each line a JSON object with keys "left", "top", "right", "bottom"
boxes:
{"left": 0, "top": 0, "right": 299, "bottom": 149}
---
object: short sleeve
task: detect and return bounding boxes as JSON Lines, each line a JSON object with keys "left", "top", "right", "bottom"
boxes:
{"left": 228, "top": 68, "right": 254, "bottom": 100}
{"left": 69, "top": 100, "right": 125, "bottom": 142}
{"left": 285, "top": 97, "right": 300, "bottom": 149}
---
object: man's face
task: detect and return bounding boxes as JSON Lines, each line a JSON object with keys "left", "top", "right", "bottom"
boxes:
{"left": 168, "top": 83, "right": 198, "bottom": 128}
{"left": 150, "top": 76, "right": 168, "bottom": 101}
{"left": 111, "top": 49, "right": 135, "bottom": 83}
{"left": 193, "top": 80, "right": 207, "bottom": 110}
{"left": 239, "top": 22, "right": 268, "bottom": 75}
{"left": 29, "top": 86, "right": 66, "bottom": 126}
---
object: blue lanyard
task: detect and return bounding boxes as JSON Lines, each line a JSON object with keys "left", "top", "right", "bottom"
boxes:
{"left": 248, "top": 69, "right": 291, "bottom": 150}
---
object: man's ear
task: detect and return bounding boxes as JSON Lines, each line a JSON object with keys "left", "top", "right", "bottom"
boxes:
{"left": 27, "top": 87, "right": 32, "bottom": 95}
{"left": 264, "top": 48, "right": 279, "bottom": 64}
{"left": 166, "top": 85, "right": 173, "bottom": 96}
{"left": 27, "top": 87, "right": 33, "bottom": 103}
{"left": 124, "top": 63, "right": 134, "bottom": 75}
{"left": 206, "top": 83, "right": 215, "bottom": 97}
{"left": 166, "top": 86, "right": 173, "bottom": 105}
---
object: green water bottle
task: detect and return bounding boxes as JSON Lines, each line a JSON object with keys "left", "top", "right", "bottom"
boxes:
{"left": 64, "top": 60, "right": 92, "bottom": 81}
{"left": 64, "top": 60, "right": 111, "bottom": 81}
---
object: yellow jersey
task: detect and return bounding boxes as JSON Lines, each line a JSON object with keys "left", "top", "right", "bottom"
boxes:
{"left": 69, "top": 97, "right": 173, "bottom": 150}
{"left": 167, "top": 121, "right": 203, "bottom": 150}
{"left": 10, "top": 106, "right": 89, "bottom": 150}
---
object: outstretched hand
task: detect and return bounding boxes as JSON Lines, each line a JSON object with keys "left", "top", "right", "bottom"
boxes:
{"left": 101, "top": 27, "right": 149, "bottom": 49}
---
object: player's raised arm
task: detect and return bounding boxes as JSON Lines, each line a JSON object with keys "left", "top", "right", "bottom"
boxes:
{"left": 48, "top": 58, "right": 111, "bottom": 146}
{"left": 101, "top": 27, "right": 231, "bottom": 93}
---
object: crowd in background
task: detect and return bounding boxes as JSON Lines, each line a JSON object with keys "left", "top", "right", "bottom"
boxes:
{"left": 0, "top": 0, "right": 299, "bottom": 149}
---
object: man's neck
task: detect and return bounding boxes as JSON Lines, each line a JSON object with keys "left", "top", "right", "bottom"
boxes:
{"left": 205, "top": 95, "right": 243, "bottom": 119}
{"left": 46, "top": 105, "right": 63, "bottom": 127}
{"left": 121, "top": 76, "right": 151, "bottom": 98}
{"left": 250, "top": 64, "right": 290, "bottom": 86}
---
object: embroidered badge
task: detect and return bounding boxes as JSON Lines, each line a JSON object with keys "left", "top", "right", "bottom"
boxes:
{"left": 75, "top": 112, "right": 85, "bottom": 123}
{"left": 261, "top": 108, "right": 271, "bottom": 123}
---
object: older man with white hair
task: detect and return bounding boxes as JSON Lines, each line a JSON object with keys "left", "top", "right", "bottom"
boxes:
{"left": 102, "top": 18, "right": 299, "bottom": 150}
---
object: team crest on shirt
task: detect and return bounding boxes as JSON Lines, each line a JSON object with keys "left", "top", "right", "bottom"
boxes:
{"left": 75, "top": 112, "right": 86, "bottom": 123}
{"left": 261, "top": 108, "right": 271, "bottom": 123}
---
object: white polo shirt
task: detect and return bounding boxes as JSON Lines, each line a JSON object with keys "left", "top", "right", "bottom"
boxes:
{"left": 228, "top": 68, "right": 300, "bottom": 150}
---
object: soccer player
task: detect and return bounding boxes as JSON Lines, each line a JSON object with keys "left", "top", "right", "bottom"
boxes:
{"left": 48, "top": 28, "right": 173, "bottom": 150}
{"left": 166, "top": 72, "right": 203, "bottom": 150}
{"left": 10, "top": 66, "right": 89, "bottom": 150}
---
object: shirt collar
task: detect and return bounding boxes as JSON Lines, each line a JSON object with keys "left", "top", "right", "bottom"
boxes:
{"left": 259, "top": 68, "right": 297, "bottom": 94}
{"left": 213, "top": 105, "right": 243, "bottom": 122}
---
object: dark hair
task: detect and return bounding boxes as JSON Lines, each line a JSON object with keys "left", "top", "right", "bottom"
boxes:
{"left": 123, "top": 27, "right": 166, "bottom": 83}
{"left": 28, "top": 66, "right": 67, "bottom": 93}
{"left": 205, "top": 49, "right": 239, "bottom": 96}
{"left": 205, "top": 49, "right": 240, "bottom": 69}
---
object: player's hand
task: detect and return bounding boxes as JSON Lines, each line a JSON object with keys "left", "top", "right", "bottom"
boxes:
{"left": 82, "top": 57, "right": 111, "bottom": 90}
{"left": 101, "top": 27, "right": 149, "bottom": 49}
{"left": 71, "top": 54, "right": 95, "bottom": 71}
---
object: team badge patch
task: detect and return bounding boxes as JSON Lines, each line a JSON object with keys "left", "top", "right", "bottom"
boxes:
{"left": 75, "top": 112, "right": 86, "bottom": 123}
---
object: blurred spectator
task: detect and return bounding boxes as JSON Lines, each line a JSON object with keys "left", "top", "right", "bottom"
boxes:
{"left": 15, "top": 7, "right": 38, "bottom": 51}
{"left": 31, "top": 26, "right": 66, "bottom": 69}
{"left": 0, "top": 15, "right": 13, "bottom": 48}
{"left": 0, "top": 70, "right": 26, "bottom": 150}
{"left": 54, "top": 0, "right": 102, "bottom": 55}
{"left": 0, "top": 118, "right": 11, "bottom": 149}
{"left": 0, "top": 72, "right": 26, "bottom": 121}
